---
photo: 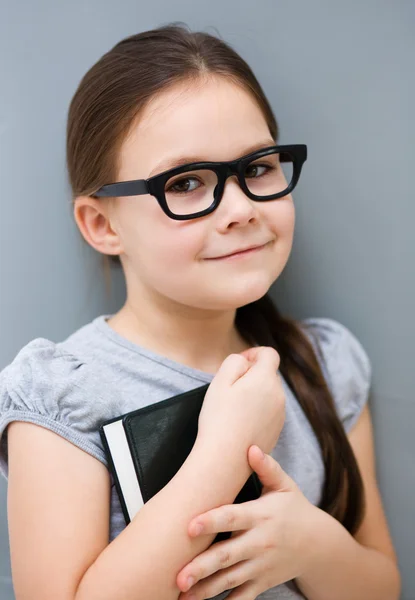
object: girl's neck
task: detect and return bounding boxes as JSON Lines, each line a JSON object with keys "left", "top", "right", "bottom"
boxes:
{"left": 106, "top": 303, "right": 253, "bottom": 374}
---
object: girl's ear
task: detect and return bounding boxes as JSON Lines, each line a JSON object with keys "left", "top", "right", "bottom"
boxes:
{"left": 73, "top": 196, "right": 123, "bottom": 257}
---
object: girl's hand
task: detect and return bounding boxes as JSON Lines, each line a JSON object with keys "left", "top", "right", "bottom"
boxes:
{"left": 176, "top": 445, "right": 321, "bottom": 600}
{"left": 197, "top": 346, "right": 286, "bottom": 457}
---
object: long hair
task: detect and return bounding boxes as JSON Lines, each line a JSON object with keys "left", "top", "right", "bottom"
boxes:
{"left": 66, "top": 22, "right": 364, "bottom": 535}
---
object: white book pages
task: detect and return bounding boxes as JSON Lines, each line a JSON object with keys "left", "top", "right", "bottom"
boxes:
{"left": 102, "top": 419, "right": 144, "bottom": 520}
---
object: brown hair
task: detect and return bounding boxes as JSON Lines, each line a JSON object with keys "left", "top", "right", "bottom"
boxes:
{"left": 66, "top": 22, "right": 365, "bottom": 535}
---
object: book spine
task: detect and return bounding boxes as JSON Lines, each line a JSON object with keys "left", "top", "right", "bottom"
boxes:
{"left": 99, "top": 427, "right": 132, "bottom": 526}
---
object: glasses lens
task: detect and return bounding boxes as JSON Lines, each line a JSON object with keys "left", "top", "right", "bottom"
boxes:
{"left": 164, "top": 169, "right": 218, "bottom": 216}
{"left": 244, "top": 151, "right": 293, "bottom": 198}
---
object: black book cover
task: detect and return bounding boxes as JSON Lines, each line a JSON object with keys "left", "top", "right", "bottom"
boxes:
{"left": 100, "top": 383, "right": 263, "bottom": 545}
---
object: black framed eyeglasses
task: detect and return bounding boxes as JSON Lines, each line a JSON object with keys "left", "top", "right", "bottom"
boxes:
{"left": 92, "top": 143, "right": 307, "bottom": 221}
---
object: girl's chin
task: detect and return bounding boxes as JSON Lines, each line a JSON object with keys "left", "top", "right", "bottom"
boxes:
{"left": 199, "top": 280, "right": 274, "bottom": 309}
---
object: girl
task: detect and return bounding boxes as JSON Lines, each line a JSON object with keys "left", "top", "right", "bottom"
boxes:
{"left": 0, "top": 23, "right": 400, "bottom": 600}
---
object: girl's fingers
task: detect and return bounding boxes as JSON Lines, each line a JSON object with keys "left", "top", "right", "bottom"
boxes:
{"left": 238, "top": 346, "right": 280, "bottom": 371}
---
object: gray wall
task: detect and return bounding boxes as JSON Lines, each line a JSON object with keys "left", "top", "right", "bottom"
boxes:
{"left": 1, "top": 1, "right": 413, "bottom": 598}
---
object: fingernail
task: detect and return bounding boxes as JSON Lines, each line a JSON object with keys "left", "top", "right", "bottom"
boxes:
{"left": 186, "top": 576, "right": 195, "bottom": 591}
{"left": 193, "top": 522, "right": 204, "bottom": 535}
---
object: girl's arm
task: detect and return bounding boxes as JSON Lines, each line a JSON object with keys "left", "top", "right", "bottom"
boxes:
{"left": 295, "top": 404, "right": 401, "bottom": 600}
{"left": 7, "top": 420, "right": 253, "bottom": 600}
{"left": 296, "top": 508, "right": 401, "bottom": 600}
{"left": 76, "top": 434, "right": 253, "bottom": 600}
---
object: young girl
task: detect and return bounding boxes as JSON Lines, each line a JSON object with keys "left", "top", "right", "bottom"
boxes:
{"left": 0, "top": 23, "right": 400, "bottom": 600}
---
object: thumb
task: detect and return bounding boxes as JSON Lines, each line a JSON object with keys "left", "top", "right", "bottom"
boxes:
{"left": 248, "top": 445, "right": 298, "bottom": 493}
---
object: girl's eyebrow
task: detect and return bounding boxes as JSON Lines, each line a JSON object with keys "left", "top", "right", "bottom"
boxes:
{"left": 149, "top": 138, "right": 276, "bottom": 177}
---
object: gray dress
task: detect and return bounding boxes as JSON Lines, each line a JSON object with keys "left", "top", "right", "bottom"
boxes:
{"left": 0, "top": 314, "right": 371, "bottom": 599}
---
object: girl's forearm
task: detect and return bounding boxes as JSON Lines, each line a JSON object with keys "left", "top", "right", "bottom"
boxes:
{"left": 75, "top": 435, "right": 253, "bottom": 600}
{"left": 295, "top": 508, "right": 401, "bottom": 600}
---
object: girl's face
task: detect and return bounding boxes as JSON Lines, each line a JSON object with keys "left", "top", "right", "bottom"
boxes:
{"left": 86, "top": 76, "right": 295, "bottom": 311}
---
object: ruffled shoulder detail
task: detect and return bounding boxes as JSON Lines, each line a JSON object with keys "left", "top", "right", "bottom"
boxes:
{"left": 299, "top": 317, "right": 372, "bottom": 432}
{"left": 0, "top": 338, "right": 110, "bottom": 479}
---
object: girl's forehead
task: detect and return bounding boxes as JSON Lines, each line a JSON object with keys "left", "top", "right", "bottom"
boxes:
{"left": 119, "top": 78, "right": 270, "bottom": 177}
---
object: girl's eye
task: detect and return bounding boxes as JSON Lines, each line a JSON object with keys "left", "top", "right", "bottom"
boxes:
{"left": 166, "top": 177, "right": 201, "bottom": 194}
{"left": 244, "top": 163, "right": 272, "bottom": 178}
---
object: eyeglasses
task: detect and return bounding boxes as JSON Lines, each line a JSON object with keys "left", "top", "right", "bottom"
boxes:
{"left": 92, "top": 143, "right": 307, "bottom": 221}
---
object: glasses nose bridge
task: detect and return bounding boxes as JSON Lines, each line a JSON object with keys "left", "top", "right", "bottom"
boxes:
{"left": 220, "top": 159, "right": 244, "bottom": 186}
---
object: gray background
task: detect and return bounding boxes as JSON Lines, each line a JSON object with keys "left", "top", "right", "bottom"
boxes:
{"left": 0, "top": 1, "right": 413, "bottom": 598}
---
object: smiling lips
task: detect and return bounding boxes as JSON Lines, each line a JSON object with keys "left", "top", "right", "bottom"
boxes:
{"left": 206, "top": 240, "right": 272, "bottom": 260}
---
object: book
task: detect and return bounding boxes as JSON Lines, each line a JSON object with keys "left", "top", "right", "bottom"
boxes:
{"left": 99, "top": 383, "right": 263, "bottom": 544}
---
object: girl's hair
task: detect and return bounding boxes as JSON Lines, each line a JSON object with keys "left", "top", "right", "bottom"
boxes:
{"left": 66, "top": 22, "right": 365, "bottom": 535}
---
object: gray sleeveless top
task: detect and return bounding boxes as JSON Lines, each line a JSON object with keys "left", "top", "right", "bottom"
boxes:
{"left": 0, "top": 314, "right": 371, "bottom": 599}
